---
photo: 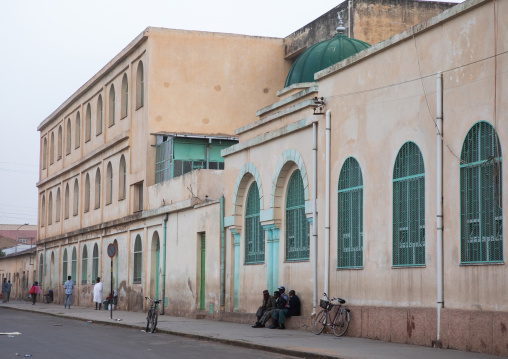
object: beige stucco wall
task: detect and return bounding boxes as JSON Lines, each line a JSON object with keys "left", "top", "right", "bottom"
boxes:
{"left": 0, "top": 251, "right": 37, "bottom": 301}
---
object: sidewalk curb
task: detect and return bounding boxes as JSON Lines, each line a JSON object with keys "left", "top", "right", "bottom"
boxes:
{"left": 3, "top": 306, "right": 341, "bottom": 359}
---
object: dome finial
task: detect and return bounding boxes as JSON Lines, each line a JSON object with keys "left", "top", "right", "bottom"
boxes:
{"left": 336, "top": 11, "right": 346, "bottom": 34}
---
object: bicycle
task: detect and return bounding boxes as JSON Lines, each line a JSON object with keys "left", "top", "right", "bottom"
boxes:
{"left": 313, "top": 293, "right": 350, "bottom": 337}
{"left": 145, "top": 296, "right": 160, "bottom": 333}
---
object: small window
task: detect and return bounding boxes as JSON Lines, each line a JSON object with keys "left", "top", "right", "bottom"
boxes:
{"left": 50, "top": 132, "right": 55, "bottom": 165}
{"left": 84, "top": 174, "right": 90, "bottom": 212}
{"left": 96, "top": 95, "right": 103, "bottom": 136}
{"left": 119, "top": 155, "right": 126, "bottom": 200}
{"left": 56, "top": 188, "right": 61, "bottom": 222}
{"left": 81, "top": 245, "right": 88, "bottom": 285}
{"left": 133, "top": 235, "right": 142, "bottom": 283}
{"left": 95, "top": 168, "right": 101, "bottom": 209}
{"left": 71, "top": 247, "right": 77, "bottom": 281}
{"left": 92, "top": 244, "right": 99, "bottom": 284}
{"left": 42, "top": 137, "right": 47, "bottom": 169}
{"left": 106, "top": 162, "right": 113, "bottom": 205}
{"left": 66, "top": 118, "right": 72, "bottom": 155}
{"left": 41, "top": 195, "right": 46, "bottom": 228}
{"left": 58, "top": 126, "right": 63, "bottom": 160}
{"left": 136, "top": 61, "right": 144, "bottom": 108}
{"left": 109, "top": 85, "right": 115, "bottom": 127}
{"left": 85, "top": 104, "right": 91, "bottom": 142}
{"left": 64, "top": 183, "right": 70, "bottom": 219}
{"left": 73, "top": 179, "right": 79, "bottom": 216}
{"left": 134, "top": 182, "right": 143, "bottom": 212}
{"left": 121, "top": 73, "right": 128, "bottom": 118}
{"left": 75, "top": 112, "right": 81, "bottom": 149}
{"left": 62, "top": 249, "right": 68, "bottom": 284}
{"left": 48, "top": 192, "right": 53, "bottom": 225}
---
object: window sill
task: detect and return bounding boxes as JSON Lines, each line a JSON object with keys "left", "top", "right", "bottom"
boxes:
{"left": 391, "top": 265, "right": 426, "bottom": 269}
{"left": 85, "top": 139, "right": 91, "bottom": 143}
{"left": 106, "top": 202, "right": 111, "bottom": 206}
{"left": 244, "top": 261, "right": 265, "bottom": 265}
{"left": 84, "top": 209, "right": 89, "bottom": 213}
{"left": 133, "top": 281, "right": 142, "bottom": 285}
{"left": 66, "top": 152, "right": 70, "bottom": 157}
{"left": 108, "top": 123, "right": 115, "bottom": 128}
{"left": 120, "top": 115, "right": 127, "bottom": 121}
{"left": 460, "top": 262, "right": 504, "bottom": 266}
{"left": 118, "top": 197, "right": 125, "bottom": 201}
{"left": 57, "top": 156, "right": 62, "bottom": 161}
{"left": 75, "top": 145, "right": 80, "bottom": 150}
{"left": 96, "top": 132, "right": 102, "bottom": 137}
{"left": 64, "top": 217, "right": 69, "bottom": 220}
{"left": 336, "top": 267, "right": 363, "bottom": 271}
{"left": 95, "top": 206, "right": 100, "bottom": 210}
{"left": 135, "top": 105, "right": 144, "bottom": 111}
{"left": 73, "top": 213, "right": 78, "bottom": 217}
{"left": 55, "top": 219, "right": 60, "bottom": 223}
{"left": 284, "top": 259, "right": 310, "bottom": 263}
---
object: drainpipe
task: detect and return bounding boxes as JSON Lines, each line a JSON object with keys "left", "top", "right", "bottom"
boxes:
{"left": 312, "top": 121, "right": 318, "bottom": 315}
{"left": 161, "top": 213, "right": 168, "bottom": 315}
{"left": 44, "top": 243, "right": 47, "bottom": 291}
{"left": 436, "top": 72, "right": 444, "bottom": 341}
{"left": 348, "top": 0, "right": 352, "bottom": 38}
{"left": 325, "top": 110, "right": 331, "bottom": 297}
{"left": 206, "top": 138, "right": 211, "bottom": 169}
{"left": 220, "top": 196, "right": 225, "bottom": 307}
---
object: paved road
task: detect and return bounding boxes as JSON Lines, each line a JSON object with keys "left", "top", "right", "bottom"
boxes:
{"left": 0, "top": 308, "right": 293, "bottom": 359}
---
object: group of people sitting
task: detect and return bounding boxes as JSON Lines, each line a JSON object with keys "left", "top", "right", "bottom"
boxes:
{"left": 251, "top": 286, "right": 300, "bottom": 330}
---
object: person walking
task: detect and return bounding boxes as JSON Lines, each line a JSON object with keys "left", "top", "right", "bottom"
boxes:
{"left": 6, "top": 280, "right": 12, "bottom": 302}
{"left": 93, "top": 277, "right": 103, "bottom": 310}
{"left": 2, "top": 278, "right": 8, "bottom": 302}
{"left": 29, "top": 281, "right": 41, "bottom": 305}
{"left": 64, "top": 276, "right": 74, "bottom": 309}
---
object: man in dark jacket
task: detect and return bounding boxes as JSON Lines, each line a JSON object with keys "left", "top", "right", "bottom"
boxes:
{"left": 269, "top": 286, "right": 288, "bottom": 329}
{"left": 252, "top": 290, "right": 275, "bottom": 328}
{"left": 273, "top": 289, "right": 300, "bottom": 329}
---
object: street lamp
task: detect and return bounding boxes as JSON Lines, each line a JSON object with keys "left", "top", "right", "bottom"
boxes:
{"left": 15, "top": 223, "right": 29, "bottom": 253}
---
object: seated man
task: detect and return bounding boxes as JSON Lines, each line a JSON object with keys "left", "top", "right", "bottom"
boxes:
{"left": 270, "top": 286, "right": 288, "bottom": 329}
{"left": 43, "top": 290, "right": 54, "bottom": 303}
{"left": 277, "top": 290, "right": 301, "bottom": 329}
{"left": 253, "top": 291, "right": 278, "bottom": 328}
{"left": 252, "top": 290, "right": 275, "bottom": 328}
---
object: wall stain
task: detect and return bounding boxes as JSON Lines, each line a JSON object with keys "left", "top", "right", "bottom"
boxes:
{"left": 214, "top": 85, "right": 221, "bottom": 91}
{"left": 501, "top": 322, "right": 507, "bottom": 334}
{"left": 407, "top": 314, "right": 415, "bottom": 338}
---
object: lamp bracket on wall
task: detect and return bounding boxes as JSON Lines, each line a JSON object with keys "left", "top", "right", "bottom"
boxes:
{"left": 313, "top": 97, "right": 325, "bottom": 115}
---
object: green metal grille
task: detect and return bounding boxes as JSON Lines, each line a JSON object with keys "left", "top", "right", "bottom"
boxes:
{"left": 285, "top": 170, "right": 309, "bottom": 260}
{"left": 133, "top": 235, "right": 142, "bottom": 283}
{"left": 92, "top": 244, "right": 99, "bottom": 284}
{"left": 245, "top": 183, "right": 265, "bottom": 263}
{"left": 38, "top": 254, "right": 43, "bottom": 286}
{"left": 62, "top": 249, "right": 68, "bottom": 284}
{"left": 460, "top": 122, "right": 503, "bottom": 263}
{"left": 337, "top": 157, "right": 363, "bottom": 268}
{"left": 393, "top": 142, "right": 425, "bottom": 266}
{"left": 155, "top": 138, "right": 173, "bottom": 184}
{"left": 81, "top": 245, "right": 88, "bottom": 285}
{"left": 71, "top": 248, "right": 77, "bottom": 282}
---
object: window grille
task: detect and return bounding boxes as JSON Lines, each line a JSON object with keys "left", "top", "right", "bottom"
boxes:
{"left": 285, "top": 170, "right": 309, "bottom": 260}
{"left": 133, "top": 236, "right": 142, "bottom": 283}
{"left": 393, "top": 142, "right": 425, "bottom": 266}
{"left": 81, "top": 245, "right": 88, "bottom": 285}
{"left": 62, "top": 249, "right": 68, "bottom": 284}
{"left": 245, "top": 183, "right": 265, "bottom": 263}
{"left": 460, "top": 122, "right": 503, "bottom": 263}
{"left": 337, "top": 157, "right": 363, "bottom": 268}
{"left": 155, "top": 138, "right": 173, "bottom": 184}
{"left": 71, "top": 248, "right": 77, "bottom": 282}
{"left": 92, "top": 244, "right": 99, "bottom": 284}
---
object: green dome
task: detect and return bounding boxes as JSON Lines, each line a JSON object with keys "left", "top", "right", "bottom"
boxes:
{"left": 284, "top": 33, "right": 371, "bottom": 88}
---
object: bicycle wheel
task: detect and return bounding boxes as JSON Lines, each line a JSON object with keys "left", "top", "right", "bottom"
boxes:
{"left": 313, "top": 310, "right": 327, "bottom": 335}
{"left": 150, "top": 312, "right": 158, "bottom": 333}
{"left": 146, "top": 310, "right": 152, "bottom": 332}
{"left": 332, "top": 308, "right": 350, "bottom": 337}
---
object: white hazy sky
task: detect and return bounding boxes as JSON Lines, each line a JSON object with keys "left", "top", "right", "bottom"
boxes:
{"left": 0, "top": 0, "right": 463, "bottom": 225}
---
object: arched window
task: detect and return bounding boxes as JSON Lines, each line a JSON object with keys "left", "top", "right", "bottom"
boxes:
{"left": 38, "top": 254, "right": 43, "bottom": 285}
{"left": 393, "top": 142, "right": 425, "bottom": 266}
{"left": 95, "top": 168, "right": 101, "bottom": 209}
{"left": 85, "top": 104, "right": 91, "bottom": 142}
{"left": 56, "top": 188, "right": 61, "bottom": 222}
{"left": 66, "top": 118, "right": 71, "bottom": 155}
{"left": 41, "top": 195, "right": 46, "bottom": 228}
{"left": 58, "top": 126, "right": 63, "bottom": 160}
{"left": 48, "top": 192, "right": 53, "bottom": 225}
{"left": 285, "top": 170, "right": 309, "bottom": 260}
{"left": 136, "top": 61, "right": 144, "bottom": 108}
{"left": 109, "top": 85, "right": 115, "bottom": 127}
{"left": 50, "top": 132, "right": 55, "bottom": 165}
{"left": 81, "top": 245, "right": 88, "bottom": 285}
{"left": 133, "top": 235, "right": 142, "bottom": 283}
{"left": 62, "top": 249, "right": 68, "bottom": 284}
{"left": 71, "top": 247, "right": 77, "bottom": 282}
{"left": 119, "top": 155, "right": 126, "bottom": 200}
{"left": 64, "top": 183, "right": 70, "bottom": 219}
{"left": 75, "top": 112, "right": 81, "bottom": 149}
{"left": 106, "top": 162, "right": 113, "bottom": 205}
{"left": 338, "top": 157, "right": 363, "bottom": 268}
{"left": 245, "top": 182, "right": 264, "bottom": 263}
{"left": 73, "top": 179, "right": 79, "bottom": 216}
{"left": 96, "top": 95, "right": 103, "bottom": 135}
{"left": 84, "top": 174, "right": 90, "bottom": 212}
{"left": 460, "top": 122, "right": 503, "bottom": 263}
{"left": 92, "top": 243, "right": 99, "bottom": 284}
{"left": 121, "top": 73, "right": 128, "bottom": 118}
{"left": 42, "top": 137, "right": 47, "bottom": 169}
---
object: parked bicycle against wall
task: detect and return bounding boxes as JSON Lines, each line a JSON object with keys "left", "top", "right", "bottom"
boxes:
{"left": 145, "top": 296, "right": 160, "bottom": 333}
{"left": 313, "top": 293, "right": 350, "bottom": 337}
